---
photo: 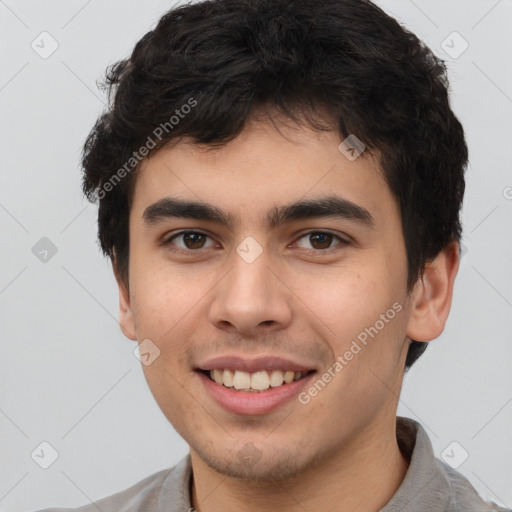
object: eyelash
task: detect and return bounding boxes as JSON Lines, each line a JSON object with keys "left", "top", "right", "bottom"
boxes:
{"left": 161, "top": 230, "right": 349, "bottom": 256}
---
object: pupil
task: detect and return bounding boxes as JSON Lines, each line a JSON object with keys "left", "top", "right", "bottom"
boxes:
{"left": 311, "top": 233, "right": 331, "bottom": 249}
{"left": 184, "top": 233, "right": 205, "bottom": 249}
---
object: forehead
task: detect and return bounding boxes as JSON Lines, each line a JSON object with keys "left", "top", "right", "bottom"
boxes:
{"left": 129, "top": 117, "right": 395, "bottom": 227}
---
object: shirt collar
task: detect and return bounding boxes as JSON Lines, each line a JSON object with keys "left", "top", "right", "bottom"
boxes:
{"left": 380, "top": 416, "right": 453, "bottom": 511}
{"left": 157, "top": 416, "right": 453, "bottom": 512}
{"left": 158, "top": 453, "right": 193, "bottom": 511}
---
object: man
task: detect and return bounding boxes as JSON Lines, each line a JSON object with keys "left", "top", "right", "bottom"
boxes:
{"left": 39, "top": 0, "right": 509, "bottom": 510}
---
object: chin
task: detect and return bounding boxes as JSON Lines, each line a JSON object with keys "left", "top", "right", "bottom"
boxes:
{"left": 196, "top": 445, "right": 309, "bottom": 482}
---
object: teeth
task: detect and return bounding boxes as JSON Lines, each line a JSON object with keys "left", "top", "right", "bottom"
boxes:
{"left": 223, "top": 369, "right": 234, "bottom": 387}
{"left": 233, "top": 370, "right": 251, "bottom": 390}
{"left": 283, "top": 371, "right": 294, "bottom": 384}
{"left": 207, "top": 369, "right": 307, "bottom": 391}
{"left": 212, "top": 369, "right": 223, "bottom": 385}
{"left": 251, "top": 371, "right": 270, "bottom": 390}
{"left": 269, "top": 370, "right": 284, "bottom": 387}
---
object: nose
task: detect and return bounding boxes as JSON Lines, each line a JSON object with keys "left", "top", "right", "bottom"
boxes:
{"left": 207, "top": 246, "right": 293, "bottom": 337}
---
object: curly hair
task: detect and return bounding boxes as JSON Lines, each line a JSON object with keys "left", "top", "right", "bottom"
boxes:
{"left": 81, "top": 0, "right": 468, "bottom": 371}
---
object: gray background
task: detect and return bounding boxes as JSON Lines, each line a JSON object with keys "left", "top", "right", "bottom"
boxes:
{"left": 0, "top": 0, "right": 511, "bottom": 510}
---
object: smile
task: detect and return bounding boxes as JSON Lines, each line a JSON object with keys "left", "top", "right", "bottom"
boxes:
{"left": 202, "top": 368, "right": 315, "bottom": 392}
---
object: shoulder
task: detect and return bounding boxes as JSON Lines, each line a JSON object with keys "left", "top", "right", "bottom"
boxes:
{"left": 392, "top": 417, "right": 510, "bottom": 512}
{"left": 436, "top": 458, "right": 511, "bottom": 512}
{"left": 34, "top": 455, "right": 191, "bottom": 512}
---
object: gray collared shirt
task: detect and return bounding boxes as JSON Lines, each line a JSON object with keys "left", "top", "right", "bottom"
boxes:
{"left": 36, "top": 416, "right": 510, "bottom": 512}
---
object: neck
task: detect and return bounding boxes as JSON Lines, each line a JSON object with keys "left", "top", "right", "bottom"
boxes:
{"left": 190, "top": 416, "right": 410, "bottom": 512}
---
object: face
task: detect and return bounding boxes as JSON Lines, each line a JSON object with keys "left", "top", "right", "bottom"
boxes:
{"left": 119, "top": 115, "right": 417, "bottom": 481}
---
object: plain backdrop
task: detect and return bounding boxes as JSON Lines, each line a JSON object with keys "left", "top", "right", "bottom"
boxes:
{"left": 0, "top": 0, "right": 511, "bottom": 510}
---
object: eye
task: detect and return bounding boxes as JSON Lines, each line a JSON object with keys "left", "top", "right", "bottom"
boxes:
{"left": 163, "top": 231, "right": 217, "bottom": 251}
{"left": 293, "top": 231, "right": 348, "bottom": 252}
{"left": 161, "top": 229, "right": 348, "bottom": 255}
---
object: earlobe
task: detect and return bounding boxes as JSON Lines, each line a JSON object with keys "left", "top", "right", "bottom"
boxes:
{"left": 406, "top": 241, "right": 460, "bottom": 342}
{"left": 113, "top": 264, "right": 137, "bottom": 341}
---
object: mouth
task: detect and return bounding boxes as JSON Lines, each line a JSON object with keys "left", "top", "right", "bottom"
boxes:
{"left": 194, "top": 355, "right": 319, "bottom": 414}
{"left": 198, "top": 368, "right": 317, "bottom": 393}
{"left": 196, "top": 367, "right": 317, "bottom": 415}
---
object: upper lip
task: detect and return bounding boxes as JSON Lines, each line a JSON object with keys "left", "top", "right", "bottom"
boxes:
{"left": 196, "top": 355, "right": 317, "bottom": 373}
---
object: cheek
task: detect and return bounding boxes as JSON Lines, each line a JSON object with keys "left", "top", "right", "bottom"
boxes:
{"left": 130, "top": 253, "right": 211, "bottom": 335}
{"left": 140, "top": 357, "right": 192, "bottom": 430}
{"left": 289, "top": 258, "right": 406, "bottom": 356}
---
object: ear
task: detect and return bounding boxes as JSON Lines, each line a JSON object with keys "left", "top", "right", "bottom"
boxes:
{"left": 406, "top": 240, "right": 460, "bottom": 342}
{"left": 113, "top": 261, "right": 137, "bottom": 341}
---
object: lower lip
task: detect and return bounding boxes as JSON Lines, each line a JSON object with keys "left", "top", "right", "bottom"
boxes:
{"left": 196, "top": 371, "right": 316, "bottom": 415}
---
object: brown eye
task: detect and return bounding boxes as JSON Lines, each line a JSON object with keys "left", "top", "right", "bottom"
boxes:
{"left": 164, "top": 231, "right": 216, "bottom": 251}
{"left": 294, "top": 231, "right": 347, "bottom": 252}
{"left": 182, "top": 232, "right": 207, "bottom": 249}
{"left": 308, "top": 232, "right": 333, "bottom": 249}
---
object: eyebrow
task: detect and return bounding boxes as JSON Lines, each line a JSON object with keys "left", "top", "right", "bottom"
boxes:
{"left": 142, "top": 195, "right": 374, "bottom": 230}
